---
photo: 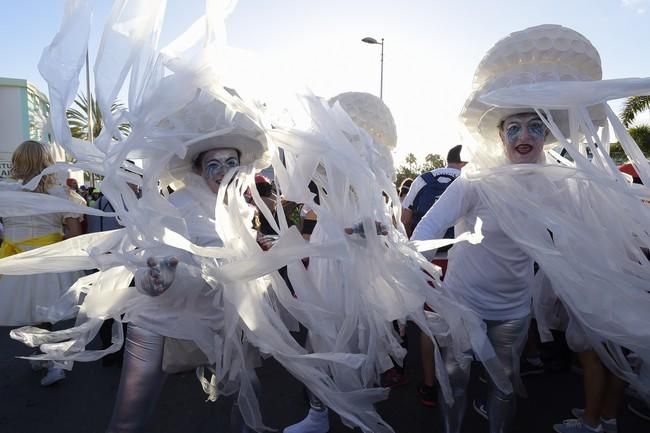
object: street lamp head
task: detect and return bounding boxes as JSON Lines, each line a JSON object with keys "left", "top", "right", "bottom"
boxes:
{"left": 361, "top": 36, "right": 385, "bottom": 100}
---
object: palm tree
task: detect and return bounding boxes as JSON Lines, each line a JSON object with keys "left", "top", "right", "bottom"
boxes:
{"left": 620, "top": 96, "right": 650, "bottom": 127}
{"left": 628, "top": 125, "right": 650, "bottom": 155}
{"left": 66, "top": 93, "right": 130, "bottom": 140}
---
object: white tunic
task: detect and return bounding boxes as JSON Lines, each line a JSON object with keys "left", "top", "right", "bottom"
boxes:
{"left": 126, "top": 181, "right": 225, "bottom": 357}
{"left": 0, "top": 187, "right": 83, "bottom": 326}
{"left": 412, "top": 177, "right": 533, "bottom": 320}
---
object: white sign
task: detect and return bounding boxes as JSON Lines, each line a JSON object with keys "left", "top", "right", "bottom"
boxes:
{"left": 0, "top": 160, "right": 11, "bottom": 178}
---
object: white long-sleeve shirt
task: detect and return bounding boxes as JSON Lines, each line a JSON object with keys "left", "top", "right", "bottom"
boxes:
{"left": 412, "top": 177, "right": 533, "bottom": 320}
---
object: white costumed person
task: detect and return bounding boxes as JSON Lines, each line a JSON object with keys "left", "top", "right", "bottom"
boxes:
{"left": 1, "top": 2, "right": 467, "bottom": 433}
{"left": 413, "top": 24, "right": 650, "bottom": 433}
{"left": 105, "top": 90, "right": 272, "bottom": 433}
{"left": 270, "top": 87, "right": 504, "bottom": 433}
{"left": 282, "top": 91, "right": 400, "bottom": 433}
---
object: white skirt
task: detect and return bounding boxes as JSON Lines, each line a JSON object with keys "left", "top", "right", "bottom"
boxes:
{"left": 0, "top": 270, "right": 82, "bottom": 326}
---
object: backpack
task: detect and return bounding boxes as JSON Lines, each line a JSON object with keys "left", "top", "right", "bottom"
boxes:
{"left": 411, "top": 171, "right": 457, "bottom": 243}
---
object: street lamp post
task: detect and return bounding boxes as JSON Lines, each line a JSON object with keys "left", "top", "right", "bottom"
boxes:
{"left": 361, "top": 36, "right": 384, "bottom": 100}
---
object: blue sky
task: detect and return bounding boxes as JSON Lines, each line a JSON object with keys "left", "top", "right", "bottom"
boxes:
{"left": 2, "top": 0, "right": 649, "bottom": 165}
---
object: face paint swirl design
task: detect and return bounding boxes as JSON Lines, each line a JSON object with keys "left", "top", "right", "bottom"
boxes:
{"left": 204, "top": 157, "right": 239, "bottom": 181}
{"left": 505, "top": 119, "right": 546, "bottom": 144}
{"left": 500, "top": 113, "right": 548, "bottom": 164}
{"left": 199, "top": 148, "right": 240, "bottom": 193}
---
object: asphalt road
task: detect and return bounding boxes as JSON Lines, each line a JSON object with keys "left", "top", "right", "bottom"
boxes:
{"left": 1, "top": 324, "right": 648, "bottom": 433}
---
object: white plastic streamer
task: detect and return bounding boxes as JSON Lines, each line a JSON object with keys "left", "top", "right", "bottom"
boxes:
{"left": 462, "top": 24, "right": 650, "bottom": 401}
{"left": 1, "top": 2, "right": 515, "bottom": 432}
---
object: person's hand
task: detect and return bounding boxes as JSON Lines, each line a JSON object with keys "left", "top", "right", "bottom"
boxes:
{"left": 344, "top": 221, "right": 388, "bottom": 239}
{"left": 138, "top": 256, "right": 179, "bottom": 296}
{"left": 257, "top": 234, "right": 280, "bottom": 251}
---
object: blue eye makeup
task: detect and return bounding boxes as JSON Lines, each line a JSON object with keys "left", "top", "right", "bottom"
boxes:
{"left": 527, "top": 120, "right": 546, "bottom": 138}
{"left": 504, "top": 118, "right": 546, "bottom": 143}
{"left": 506, "top": 124, "right": 521, "bottom": 143}
{"left": 204, "top": 157, "right": 240, "bottom": 180}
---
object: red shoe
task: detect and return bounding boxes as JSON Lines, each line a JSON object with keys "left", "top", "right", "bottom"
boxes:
{"left": 418, "top": 383, "right": 438, "bottom": 407}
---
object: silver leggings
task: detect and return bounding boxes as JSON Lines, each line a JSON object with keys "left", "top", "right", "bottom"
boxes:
{"left": 106, "top": 323, "right": 251, "bottom": 433}
{"left": 439, "top": 316, "right": 530, "bottom": 433}
{"left": 106, "top": 323, "right": 167, "bottom": 433}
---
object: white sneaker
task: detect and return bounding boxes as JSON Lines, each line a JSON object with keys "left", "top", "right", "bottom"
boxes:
{"left": 29, "top": 358, "right": 48, "bottom": 372}
{"left": 571, "top": 408, "right": 617, "bottom": 433}
{"left": 40, "top": 367, "right": 66, "bottom": 386}
{"left": 28, "top": 351, "right": 48, "bottom": 372}
{"left": 283, "top": 408, "right": 329, "bottom": 433}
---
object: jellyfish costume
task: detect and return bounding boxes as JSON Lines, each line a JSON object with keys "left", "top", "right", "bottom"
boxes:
{"left": 0, "top": 1, "right": 503, "bottom": 432}
{"left": 414, "top": 24, "right": 650, "bottom": 433}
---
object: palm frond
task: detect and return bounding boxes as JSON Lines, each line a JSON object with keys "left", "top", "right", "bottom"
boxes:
{"left": 620, "top": 96, "right": 650, "bottom": 127}
{"left": 66, "top": 92, "right": 131, "bottom": 139}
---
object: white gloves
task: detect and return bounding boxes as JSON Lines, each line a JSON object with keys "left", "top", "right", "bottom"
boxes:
{"left": 136, "top": 256, "right": 179, "bottom": 297}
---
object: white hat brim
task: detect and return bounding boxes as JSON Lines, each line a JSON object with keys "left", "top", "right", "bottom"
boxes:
{"left": 480, "top": 78, "right": 650, "bottom": 109}
{"left": 461, "top": 78, "right": 647, "bottom": 146}
{"left": 167, "top": 127, "right": 268, "bottom": 180}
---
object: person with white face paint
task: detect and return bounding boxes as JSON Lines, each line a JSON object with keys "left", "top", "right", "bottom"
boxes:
{"left": 106, "top": 91, "right": 267, "bottom": 433}
{"left": 197, "top": 148, "right": 241, "bottom": 194}
{"left": 412, "top": 115, "right": 541, "bottom": 433}
{"left": 498, "top": 113, "right": 548, "bottom": 164}
{"left": 414, "top": 24, "right": 650, "bottom": 433}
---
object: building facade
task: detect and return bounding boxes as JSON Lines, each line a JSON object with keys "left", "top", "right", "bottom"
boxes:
{"left": 0, "top": 77, "right": 66, "bottom": 177}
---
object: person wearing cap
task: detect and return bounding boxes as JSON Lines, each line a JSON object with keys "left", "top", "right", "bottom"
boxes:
{"left": 88, "top": 187, "right": 102, "bottom": 207}
{"left": 399, "top": 145, "right": 467, "bottom": 407}
{"left": 401, "top": 144, "right": 467, "bottom": 238}
{"left": 413, "top": 24, "right": 650, "bottom": 433}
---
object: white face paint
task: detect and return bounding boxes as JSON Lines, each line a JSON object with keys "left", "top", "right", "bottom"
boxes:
{"left": 199, "top": 148, "right": 239, "bottom": 194}
{"left": 499, "top": 113, "right": 548, "bottom": 164}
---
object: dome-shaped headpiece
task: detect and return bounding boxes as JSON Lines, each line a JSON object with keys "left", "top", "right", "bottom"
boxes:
{"left": 329, "top": 92, "right": 397, "bottom": 150}
{"left": 164, "top": 89, "right": 269, "bottom": 181}
{"left": 461, "top": 24, "right": 605, "bottom": 146}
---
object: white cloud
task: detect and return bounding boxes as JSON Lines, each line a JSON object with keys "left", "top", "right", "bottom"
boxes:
{"left": 621, "top": 0, "right": 649, "bottom": 13}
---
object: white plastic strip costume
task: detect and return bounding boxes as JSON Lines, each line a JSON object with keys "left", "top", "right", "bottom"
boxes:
{"left": 460, "top": 24, "right": 650, "bottom": 401}
{"left": 0, "top": 1, "right": 500, "bottom": 432}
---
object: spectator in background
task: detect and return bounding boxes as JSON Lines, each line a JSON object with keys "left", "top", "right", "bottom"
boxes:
{"left": 85, "top": 168, "right": 141, "bottom": 366}
{"left": 88, "top": 187, "right": 102, "bottom": 207}
{"left": 0, "top": 140, "right": 84, "bottom": 386}
{"left": 401, "top": 145, "right": 467, "bottom": 237}
{"left": 66, "top": 178, "right": 79, "bottom": 193}
{"left": 398, "top": 177, "right": 413, "bottom": 203}
{"left": 79, "top": 185, "right": 89, "bottom": 202}
{"left": 399, "top": 145, "right": 467, "bottom": 408}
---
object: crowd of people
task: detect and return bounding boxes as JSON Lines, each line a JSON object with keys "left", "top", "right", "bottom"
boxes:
{"left": 1, "top": 3, "right": 650, "bottom": 433}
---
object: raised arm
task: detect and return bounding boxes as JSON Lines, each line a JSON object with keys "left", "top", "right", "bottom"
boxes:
{"left": 411, "top": 177, "right": 470, "bottom": 241}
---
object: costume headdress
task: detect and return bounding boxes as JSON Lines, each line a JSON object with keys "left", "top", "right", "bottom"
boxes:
{"left": 162, "top": 89, "right": 269, "bottom": 184}
{"left": 461, "top": 25, "right": 605, "bottom": 149}
{"left": 328, "top": 92, "right": 397, "bottom": 180}
{"left": 328, "top": 92, "right": 397, "bottom": 150}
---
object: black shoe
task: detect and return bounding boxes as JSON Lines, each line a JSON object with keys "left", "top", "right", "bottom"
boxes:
{"left": 417, "top": 383, "right": 437, "bottom": 407}
{"left": 102, "top": 351, "right": 123, "bottom": 368}
{"left": 473, "top": 399, "right": 488, "bottom": 420}
{"left": 628, "top": 399, "right": 650, "bottom": 421}
{"left": 520, "top": 357, "right": 544, "bottom": 376}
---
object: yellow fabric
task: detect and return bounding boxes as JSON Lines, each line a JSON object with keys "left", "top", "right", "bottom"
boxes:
{"left": 0, "top": 232, "right": 64, "bottom": 259}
